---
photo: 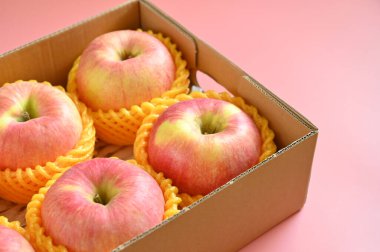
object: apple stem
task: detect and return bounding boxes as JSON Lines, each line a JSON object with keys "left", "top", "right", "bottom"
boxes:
{"left": 120, "top": 51, "right": 138, "bottom": 61}
{"left": 93, "top": 193, "right": 104, "bottom": 205}
{"left": 21, "top": 111, "right": 31, "bottom": 121}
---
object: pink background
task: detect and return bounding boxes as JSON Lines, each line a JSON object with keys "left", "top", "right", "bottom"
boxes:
{"left": 1, "top": 0, "right": 379, "bottom": 251}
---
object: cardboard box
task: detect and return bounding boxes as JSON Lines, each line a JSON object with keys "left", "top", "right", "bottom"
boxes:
{"left": 0, "top": 0, "right": 318, "bottom": 251}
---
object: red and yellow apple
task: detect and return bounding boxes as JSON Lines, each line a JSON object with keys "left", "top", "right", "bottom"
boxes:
{"left": 0, "top": 225, "right": 35, "bottom": 252}
{"left": 41, "top": 158, "right": 165, "bottom": 252}
{"left": 0, "top": 81, "right": 82, "bottom": 170}
{"left": 75, "top": 30, "right": 175, "bottom": 111}
{"left": 147, "top": 98, "right": 262, "bottom": 195}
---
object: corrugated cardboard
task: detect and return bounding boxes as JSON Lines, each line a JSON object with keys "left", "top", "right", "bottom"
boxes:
{"left": 0, "top": 0, "right": 318, "bottom": 251}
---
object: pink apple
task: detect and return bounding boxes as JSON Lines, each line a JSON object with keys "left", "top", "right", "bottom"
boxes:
{"left": 0, "top": 81, "right": 82, "bottom": 170}
{"left": 147, "top": 98, "right": 262, "bottom": 195}
{"left": 75, "top": 30, "right": 175, "bottom": 111}
{"left": 0, "top": 225, "right": 35, "bottom": 252}
{"left": 41, "top": 158, "right": 165, "bottom": 252}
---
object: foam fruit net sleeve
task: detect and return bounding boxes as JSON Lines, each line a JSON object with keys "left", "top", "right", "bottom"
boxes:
{"left": 67, "top": 29, "right": 190, "bottom": 146}
{"left": 134, "top": 90, "right": 277, "bottom": 208}
{"left": 24, "top": 158, "right": 181, "bottom": 252}
{"left": 0, "top": 80, "right": 96, "bottom": 205}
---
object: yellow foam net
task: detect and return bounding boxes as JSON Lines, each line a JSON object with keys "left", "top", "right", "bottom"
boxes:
{"left": 67, "top": 29, "right": 190, "bottom": 146}
{"left": 0, "top": 215, "right": 27, "bottom": 238}
{"left": 25, "top": 159, "right": 181, "bottom": 252}
{"left": 0, "top": 215, "right": 36, "bottom": 250}
{"left": 0, "top": 80, "right": 96, "bottom": 204}
{"left": 134, "top": 90, "right": 278, "bottom": 208}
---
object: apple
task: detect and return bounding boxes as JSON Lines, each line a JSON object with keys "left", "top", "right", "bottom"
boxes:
{"left": 0, "top": 81, "right": 82, "bottom": 170}
{"left": 147, "top": 98, "right": 262, "bottom": 196}
{"left": 41, "top": 158, "right": 165, "bottom": 252}
{"left": 75, "top": 30, "right": 175, "bottom": 111}
{"left": 0, "top": 224, "right": 35, "bottom": 252}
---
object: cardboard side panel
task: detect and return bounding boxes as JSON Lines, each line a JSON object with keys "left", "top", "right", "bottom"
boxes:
{"left": 196, "top": 39, "right": 246, "bottom": 95}
{"left": 0, "top": 1, "right": 140, "bottom": 87}
{"left": 139, "top": 1, "right": 197, "bottom": 70}
{"left": 237, "top": 76, "right": 312, "bottom": 148}
{"left": 117, "top": 132, "right": 318, "bottom": 252}
{"left": 240, "top": 76, "right": 318, "bottom": 131}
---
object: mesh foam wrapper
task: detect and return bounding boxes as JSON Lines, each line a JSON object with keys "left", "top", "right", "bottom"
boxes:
{"left": 25, "top": 159, "right": 181, "bottom": 252}
{"left": 134, "top": 90, "right": 277, "bottom": 208}
{"left": 67, "top": 29, "right": 190, "bottom": 145}
{"left": 0, "top": 215, "right": 29, "bottom": 239}
{"left": 0, "top": 80, "right": 96, "bottom": 204}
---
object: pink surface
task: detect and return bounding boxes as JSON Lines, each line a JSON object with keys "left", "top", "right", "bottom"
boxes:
{"left": 1, "top": 0, "right": 379, "bottom": 251}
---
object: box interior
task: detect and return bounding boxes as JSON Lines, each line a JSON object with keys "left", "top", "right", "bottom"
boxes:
{"left": 0, "top": 0, "right": 318, "bottom": 251}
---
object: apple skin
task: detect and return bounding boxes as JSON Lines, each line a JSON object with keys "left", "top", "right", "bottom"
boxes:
{"left": 0, "top": 225, "right": 35, "bottom": 252}
{"left": 75, "top": 30, "right": 175, "bottom": 111}
{"left": 147, "top": 98, "right": 262, "bottom": 196}
{"left": 0, "top": 81, "right": 82, "bottom": 170}
{"left": 41, "top": 158, "right": 165, "bottom": 252}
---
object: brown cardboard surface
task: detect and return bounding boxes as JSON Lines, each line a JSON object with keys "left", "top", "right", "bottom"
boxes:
{"left": 116, "top": 132, "right": 318, "bottom": 252}
{"left": 240, "top": 76, "right": 318, "bottom": 130}
{"left": 196, "top": 39, "right": 246, "bottom": 96}
{"left": 0, "top": 1, "right": 318, "bottom": 251}
{"left": 237, "top": 76, "right": 313, "bottom": 147}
